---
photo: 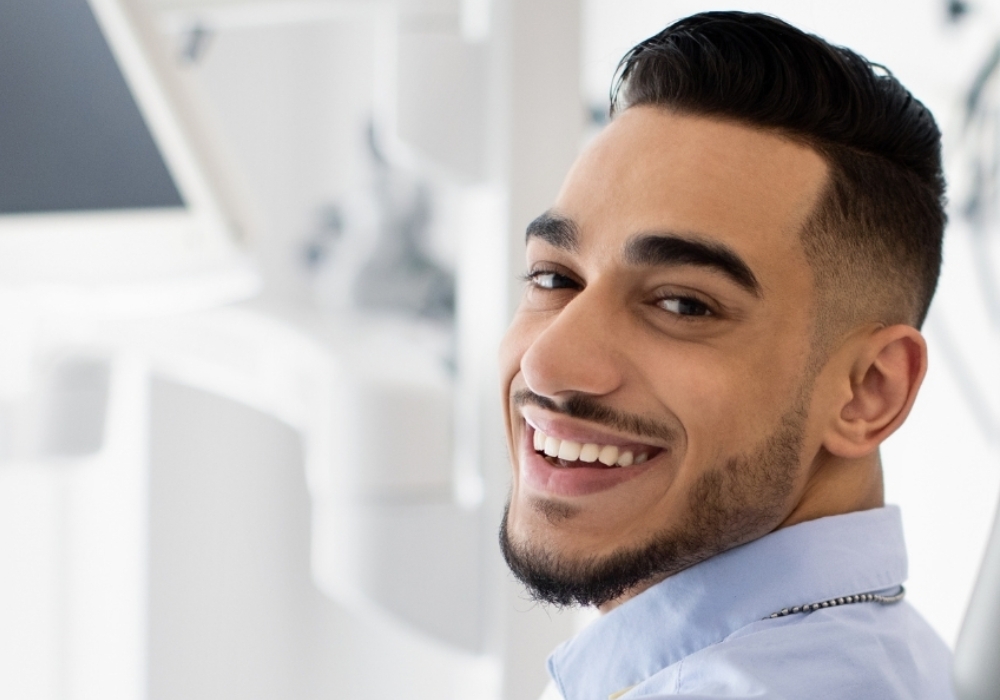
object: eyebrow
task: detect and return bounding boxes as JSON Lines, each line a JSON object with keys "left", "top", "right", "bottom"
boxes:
{"left": 525, "top": 211, "right": 762, "bottom": 297}
{"left": 624, "top": 233, "right": 762, "bottom": 297}
{"left": 525, "top": 211, "right": 580, "bottom": 251}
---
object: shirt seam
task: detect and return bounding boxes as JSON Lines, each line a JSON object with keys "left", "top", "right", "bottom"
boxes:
{"left": 674, "top": 656, "right": 685, "bottom": 694}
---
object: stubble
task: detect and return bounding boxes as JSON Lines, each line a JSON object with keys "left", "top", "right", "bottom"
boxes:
{"left": 499, "top": 396, "right": 808, "bottom": 608}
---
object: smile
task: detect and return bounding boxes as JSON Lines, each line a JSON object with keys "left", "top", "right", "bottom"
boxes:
{"left": 532, "top": 426, "right": 663, "bottom": 468}
{"left": 519, "top": 422, "right": 661, "bottom": 497}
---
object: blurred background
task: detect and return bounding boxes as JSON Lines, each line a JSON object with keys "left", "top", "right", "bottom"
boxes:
{"left": 0, "top": 0, "right": 998, "bottom": 698}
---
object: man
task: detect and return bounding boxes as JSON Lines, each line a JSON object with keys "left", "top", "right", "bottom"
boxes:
{"left": 498, "top": 11, "right": 954, "bottom": 700}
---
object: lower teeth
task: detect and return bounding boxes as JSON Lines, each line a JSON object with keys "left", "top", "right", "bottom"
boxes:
{"left": 544, "top": 454, "right": 619, "bottom": 468}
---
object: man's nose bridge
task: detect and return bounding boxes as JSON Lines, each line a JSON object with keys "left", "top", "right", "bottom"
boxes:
{"left": 550, "top": 284, "right": 622, "bottom": 344}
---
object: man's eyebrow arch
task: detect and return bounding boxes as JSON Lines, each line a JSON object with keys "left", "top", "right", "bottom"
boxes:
{"left": 624, "top": 233, "right": 762, "bottom": 296}
{"left": 525, "top": 211, "right": 579, "bottom": 251}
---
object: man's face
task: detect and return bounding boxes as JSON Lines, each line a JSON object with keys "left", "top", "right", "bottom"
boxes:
{"left": 499, "top": 107, "right": 831, "bottom": 608}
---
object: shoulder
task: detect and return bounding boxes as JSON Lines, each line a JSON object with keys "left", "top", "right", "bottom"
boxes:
{"left": 624, "top": 602, "right": 954, "bottom": 699}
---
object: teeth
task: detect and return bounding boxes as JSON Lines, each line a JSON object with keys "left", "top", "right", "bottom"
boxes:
{"left": 597, "top": 445, "right": 619, "bottom": 466}
{"left": 532, "top": 426, "right": 655, "bottom": 467}
{"left": 557, "top": 440, "right": 582, "bottom": 461}
{"left": 544, "top": 436, "right": 560, "bottom": 457}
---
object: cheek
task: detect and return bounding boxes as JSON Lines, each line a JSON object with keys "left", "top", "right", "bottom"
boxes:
{"left": 640, "top": 345, "right": 792, "bottom": 453}
{"left": 499, "top": 314, "right": 539, "bottom": 452}
{"left": 499, "top": 314, "right": 531, "bottom": 383}
{"left": 641, "top": 346, "right": 732, "bottom": 415}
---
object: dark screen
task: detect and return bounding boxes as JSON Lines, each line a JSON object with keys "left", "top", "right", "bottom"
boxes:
{"left": 0, "top": 0, "right": 184, "bottom": 213}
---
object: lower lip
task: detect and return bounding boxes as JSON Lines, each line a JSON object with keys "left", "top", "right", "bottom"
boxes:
{"left": 518, "top": 427, "right": 653, "bottom": 497}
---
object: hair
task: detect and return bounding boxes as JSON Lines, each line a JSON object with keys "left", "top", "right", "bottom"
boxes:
{"left": 610, "top": 11, "right": 946, "bottom": 334}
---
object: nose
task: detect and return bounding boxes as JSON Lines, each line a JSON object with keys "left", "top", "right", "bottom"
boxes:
{"left": 519, "top": 287, "right": 626, "bottom": 401}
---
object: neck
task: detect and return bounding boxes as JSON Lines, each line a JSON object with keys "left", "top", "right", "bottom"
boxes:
{"left": 780, "top": 449, "right": 884, "bottom": 530}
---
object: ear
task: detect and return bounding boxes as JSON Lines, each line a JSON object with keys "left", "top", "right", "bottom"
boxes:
{"left": 823, "top": 324, "right": 927, "bottom": 459}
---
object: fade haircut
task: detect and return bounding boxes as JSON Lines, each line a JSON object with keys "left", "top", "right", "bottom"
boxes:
{"left": 611, "top": 12, "right": 946, "bottom": 336}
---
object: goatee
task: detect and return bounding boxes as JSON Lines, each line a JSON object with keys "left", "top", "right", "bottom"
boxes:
{"left": 499, "top": 402, "right": 806, "bottom": 608}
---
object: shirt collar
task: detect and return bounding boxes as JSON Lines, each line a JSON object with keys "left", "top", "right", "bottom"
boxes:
{"left": 547, "top": 506, "right": 908, "bottom": 700}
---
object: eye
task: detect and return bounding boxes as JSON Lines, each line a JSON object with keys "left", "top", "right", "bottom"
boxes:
{"left": 525, "top": 269, "right": 578, "bottom": 290}
{"left": 657, "top": 296, "right": 713, "bottom": 317}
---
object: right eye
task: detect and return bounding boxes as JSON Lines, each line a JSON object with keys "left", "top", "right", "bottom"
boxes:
{"left": 526, "top": 270, "right": 578, "bottom": 290}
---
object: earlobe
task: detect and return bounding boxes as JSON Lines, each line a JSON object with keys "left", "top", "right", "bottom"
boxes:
{"left": 824, "top": 325, "right": 927, "bottom": 459}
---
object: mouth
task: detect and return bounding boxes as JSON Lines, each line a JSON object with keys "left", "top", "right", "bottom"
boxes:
{"left": 518, "top": 421, "right": 665, "bottom": 498}
{"left": 532, "top": 426, "right": 664, "bottom": 468}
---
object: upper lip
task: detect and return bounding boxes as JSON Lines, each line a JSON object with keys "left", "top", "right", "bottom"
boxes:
{"left": 521, "top": 406, "right": 668, "bottom": 451}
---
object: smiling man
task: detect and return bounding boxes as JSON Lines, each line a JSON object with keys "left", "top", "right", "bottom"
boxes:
{"left": 498, "top": 11, "right": 954, "bottom": 700}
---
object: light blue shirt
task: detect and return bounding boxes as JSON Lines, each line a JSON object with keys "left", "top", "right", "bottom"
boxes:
{"left": 546, "top": 506, "right": 954, "bottom": 700}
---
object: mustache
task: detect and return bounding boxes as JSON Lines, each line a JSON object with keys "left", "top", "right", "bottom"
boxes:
{"left": 512, "top": 389, "right": 679, "bottom": 445}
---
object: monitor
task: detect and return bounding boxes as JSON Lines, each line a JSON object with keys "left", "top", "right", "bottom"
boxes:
{"left": 0, "top": 0, "right": 257, "bottom": 318}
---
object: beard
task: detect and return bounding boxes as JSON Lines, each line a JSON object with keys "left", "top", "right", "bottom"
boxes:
{"left": 499, "top": 396, "right": 808, "bottom": 609}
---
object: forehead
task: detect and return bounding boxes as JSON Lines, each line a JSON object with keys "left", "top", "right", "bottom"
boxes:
{"left": 550, "top": 107, "right": 829, "bottom": 281}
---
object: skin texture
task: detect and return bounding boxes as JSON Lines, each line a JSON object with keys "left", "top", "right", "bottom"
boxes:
{"left": 499, "top": 107, "right": 929, "bottom": 611}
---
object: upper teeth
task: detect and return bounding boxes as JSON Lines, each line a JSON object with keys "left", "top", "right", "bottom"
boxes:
{"left": 533, "top": 428, "right": 650, "bottom": 467}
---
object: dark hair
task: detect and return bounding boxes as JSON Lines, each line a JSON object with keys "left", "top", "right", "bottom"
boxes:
{"left": 611, "top": 11, "right": 946, "bottom": 330}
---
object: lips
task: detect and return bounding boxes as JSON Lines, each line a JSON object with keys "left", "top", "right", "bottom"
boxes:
{"left": 519, "top": 422, "right": 660, "bottom": 497}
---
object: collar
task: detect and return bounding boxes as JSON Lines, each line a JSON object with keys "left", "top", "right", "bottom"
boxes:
{"left": 547, "top": 506, "right": 908, "bottom": 700}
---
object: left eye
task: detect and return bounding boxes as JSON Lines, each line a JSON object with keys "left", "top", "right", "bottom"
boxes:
{"left": 658, "top": 297, "right": 712, "bottom": 317}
